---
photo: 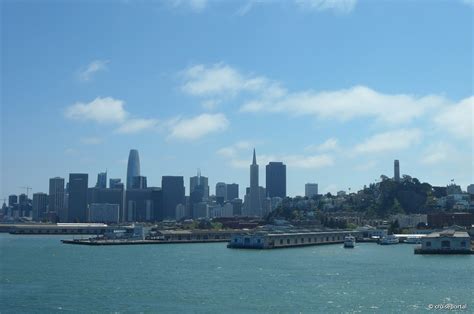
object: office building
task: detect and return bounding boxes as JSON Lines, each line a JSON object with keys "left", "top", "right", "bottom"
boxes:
{"left": 190, "top": 170, "right": 209, "bottom": 200}
{"left": 8, "top": 195, "right": 18, "bottom": 207}
{"left": 32, "top": 192, "right": 48, "bottom": 221}
{"left": 162, "top": 176, "right": 185, "bottom": 220}
{"left": 266, "top": 162, "right": 286, "bottom": 198}
{"left": 226, "top": 183, "right": 239, "bottom": 201}
{"left": 96, "top": 171, "right": 107, "bottom": 188}
{"left": 305, "top": 183, "right": 319, "bottom": 198}
{"left": 126, "top": 149, "right": 140, "bottom": 189}
{"left": 131, "top": 176, "right": 147, "bottom": 189}
{"left": 49, "top": 177, "right": 65, "bottom": 215}
{"left": 248, "top": 149, "right": 262, "bottom": 216}
{"left": 89, "top": 203, "right": 120, "bottom": 224}
{"left": 88, "top": 186, "right": 125, "bottom": 221}
{"left": 394, "top": 160, "right": 400, "bottom": 182}
{"left": 468, "top": 184, "right": 474, "bottom": 195}
{"left": 230, "top": 198, "right": 243, "bottom": 216}
{"left": 216, "top": 182, "right": 227, "bottom": 201}
{"left": 68, "top": 173, "right": 88, "bottom": 222}
{"left": 109, "top": 178, "right": 122, "bottom": 189}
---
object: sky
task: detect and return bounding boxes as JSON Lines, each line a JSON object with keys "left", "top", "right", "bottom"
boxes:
{"left": 1, "top": 0, "right": 473, "bottom": 199}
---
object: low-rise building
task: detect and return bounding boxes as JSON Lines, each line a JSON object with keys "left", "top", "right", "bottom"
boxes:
{"left": 415, "top": 230, "right": 472, "bottom": 254}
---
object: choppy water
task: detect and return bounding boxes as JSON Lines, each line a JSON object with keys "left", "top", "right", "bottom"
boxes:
{"left": 0, "top": 234, "right": 472, "bottom": 313}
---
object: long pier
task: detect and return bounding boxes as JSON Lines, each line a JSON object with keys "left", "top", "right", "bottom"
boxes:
{"left": 228, "top": 230, "right": 361, "bottom": 249}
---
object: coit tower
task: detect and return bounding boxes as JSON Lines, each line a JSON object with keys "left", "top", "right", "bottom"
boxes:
{"left": 127, "top": 149, "right": 140, "bottom": 189}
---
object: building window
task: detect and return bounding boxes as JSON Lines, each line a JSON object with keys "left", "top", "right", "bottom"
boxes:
{"left": 326, "top": 237, "right": 329, "bottom": 241}
{"left": 280, "top": 239, "right": 283, "bottom": 245}
{"left": 257, "top": 239, "right": 261, "bottom": 244}
{"left": 426, "top": 241, "right": 431, "bottom": 247}
{"left": 308, "top": 238, "right": 311, "bottom": 243}
{"left": 294, "top": 238, "right": 298, "bottom": 244}
{"left": 301, "top": 238, "right": 304, "bottom": 243}
{"left": 287, "top": 239, "right": 290, "bottom": 244}
{"left": 460, "top": 241, "right": 466, "bottom": 247}
{"left": 441, "top": 240, "right": 450, "bottom": 248}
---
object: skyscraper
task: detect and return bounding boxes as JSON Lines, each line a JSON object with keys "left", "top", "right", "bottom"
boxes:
{"left": 49, "top": 177, "right": 65, "bottom": 216}
{"left": 109, "top": 178, "right": 122, "bottom": 189}
{"left": 126, "top": 149, "right": 140, "bottom": 189}
{"left": 68, "top": 173, "right": 88, "bottom": 222}
{"left": 216, "top": 182, "right": 227, "bottom": 201}
{"left": 266, "top": 162, "right": 286, "bottom": 198}
{"left": 96, "top": 171, "right": 107, "bottom": 188}
{"left": 226, "top": 183, "right": 239, "bottom": 201}
{"left": 394, "top": 160, "right": 400, "bottom": 182}
{"left": 190, "top": 170, "right": 209, "bottom": 199}
{"left": 305, "top": 183, "right": 318, "bottom": 198}
{"left": 131, "top": 176, "right": 147, "bottom": 189}
{"left": 88, "top": 186, "right": 124, "bottom": 222}
{"left": 162, "top": 176, "right": 185, "bottom": 220}
{"left": 8, "top": 195, "right": 18, "bottom": 207}
{"left": 32, "top": 192, "right": 48, "bottom": 221}
{"left": 249, "top": 149, "right": 262, "bottom": 216}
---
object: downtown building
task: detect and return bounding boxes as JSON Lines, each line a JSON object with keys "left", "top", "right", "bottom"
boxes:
{"left": 68, "top": 173, "right": 88, "bottom": 222}
{"left": 126, "top": 149, "right": 140, "bottom": 190}
{"left": 32, "top": 192, "right": 48, "bottom": 221}
{"left": 162, "top": 176, "right": 185, "bottom": 220}
{"left": 305, "top": 183, "right": 319, "bottom": 198}
{"left": 266, "top": 162, "right": 286, "bottom": 198}
{"left": 49, "top": 177, "right": 65, "bottom": 221}
{"left": 245, "top": 149, "right": 263, "bottom": 217}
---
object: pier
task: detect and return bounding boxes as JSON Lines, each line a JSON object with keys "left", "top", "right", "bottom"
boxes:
{"left": 228, "top": 230, "right": 361, "bottom": 249}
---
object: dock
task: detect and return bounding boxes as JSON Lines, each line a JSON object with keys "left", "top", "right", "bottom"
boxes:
{"left": 61, "top": 238, "right": 228, "bottom": 246}
{"left": 228, "top": 230, "right": 361, "bottom": 249}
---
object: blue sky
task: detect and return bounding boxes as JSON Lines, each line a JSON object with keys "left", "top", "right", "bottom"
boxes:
{"left": 1, "top": 0, "right": 473, "bottom": 199}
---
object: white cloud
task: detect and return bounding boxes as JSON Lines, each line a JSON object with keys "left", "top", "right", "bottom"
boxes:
{"left": 65, "top": 97, "right": 127, "bottom": 124}
{"left": 183, "top": 64, "right": 452, "bottom": 127}
{"left": 421, "top": 142, "right": 454, "bottom": 165}
{"left": 64, "top": 148, "right": 76, "bottom": 155}
{"left": 78, "top": 60, "right": 108, "bottom": 81}
{"left": 305, "top": 137, "right": 339, "bottom": 152}
{"left": 433, "top": 96, "right": 473, "bottom": 139}
{"left": 461, "top": 0, "right": 474, "bottom": 7}
{"left": 168, "top": 113, "right": 229, "bottom": 140}
{"left": 355, "top": 160, "right": 377, "bottom": 171}
{"left": 354, "top": 129, "right": 422, "bottom": 154}
{"left": 181, "top": 63, "right": 285, "bottom": 100}
{"left": 217, "top": 140, "right": 257, "bottom": 158}
{"left": 284, "top": 154, "right": 334, "bottom": 168}
{"left": 201, "top": 99, "right": 221, "bottom": 110}
{"left": 80, "top": 137, "right": 103, "bottom": 145}
{"left": 295, "top": 0, "right": 357, "bottom": 14}
{"left": 171, "top": 0, "right": 208, "bottom": 12}
{"left": 217, "top": 144, "right": 334, "bottom": 169}
{"left": 241, "top": 85, "right": 446, "bottom": 125}
{"left": 115, "top": 118, "right": 160, "bottom": 134}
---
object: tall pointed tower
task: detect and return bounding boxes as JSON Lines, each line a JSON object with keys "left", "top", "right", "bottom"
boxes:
{"left": 249, "top": 149, "right": 262, "bottom": 216}
{"left": 126, "top": 149, "right": 140, "bottom": 189}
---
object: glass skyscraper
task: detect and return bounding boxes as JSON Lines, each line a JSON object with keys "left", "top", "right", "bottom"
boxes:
{"left": 126, "top": 149, "right": 140, "bottom": 189}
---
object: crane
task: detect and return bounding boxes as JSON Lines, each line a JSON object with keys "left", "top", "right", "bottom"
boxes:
{"left": 19, "top": 186, "right": 32, "bottom": 199}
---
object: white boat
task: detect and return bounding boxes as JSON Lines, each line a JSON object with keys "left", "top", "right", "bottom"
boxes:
{"left": 344, "top": 235, "right": 355, "bottom": 248}
{"left": 404, "top": 236, "right": 421, "bottom": 244}
{"left": 379, "top": 235, "right": 399, "bottom": 245}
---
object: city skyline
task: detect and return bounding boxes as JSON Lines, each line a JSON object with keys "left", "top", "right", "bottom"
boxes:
{"left": 2, "top": 1, "right": 473, "bottom": 198}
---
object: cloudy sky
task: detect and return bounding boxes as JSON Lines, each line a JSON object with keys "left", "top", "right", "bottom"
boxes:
{"left": 2, "top": 0, "right": 473, "bottom": 198}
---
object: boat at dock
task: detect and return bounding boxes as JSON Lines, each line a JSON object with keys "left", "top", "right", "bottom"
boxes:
{"left": 379, "top": 235, "right": 399, "bottom": 245}
{"left": 343, "top": 235, "right": 355, "bottom": 248}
